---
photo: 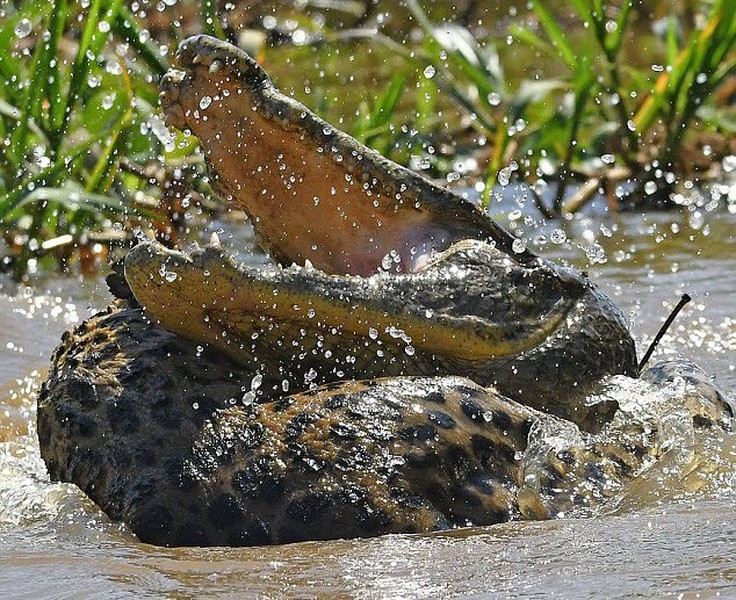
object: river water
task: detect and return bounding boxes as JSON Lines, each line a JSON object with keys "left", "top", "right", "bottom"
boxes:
{"left": 1, "top": 193, "right": 734, "bottom": 599}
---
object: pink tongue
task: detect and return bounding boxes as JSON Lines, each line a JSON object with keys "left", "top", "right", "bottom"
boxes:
{"left": 332, "top": 223, "right": 455, "bottom": 276}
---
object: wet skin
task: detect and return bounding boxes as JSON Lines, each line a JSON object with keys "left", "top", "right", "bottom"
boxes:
{"left": 37, "top": 36, "right": 734, "bottom": 547}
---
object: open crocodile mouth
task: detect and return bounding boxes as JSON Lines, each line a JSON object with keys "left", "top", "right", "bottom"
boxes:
{"left": 158, "top": 35, "right": 535, "bottom": 276}
{"left": 149, "top": 36, "right": 638, "bottom": 427}
{"left": 122, "top": 235, "right": 636, "bottom": 429}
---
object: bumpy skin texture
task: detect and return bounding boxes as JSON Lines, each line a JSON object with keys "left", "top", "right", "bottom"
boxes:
{"left": 40, "top": 302, "right": 732, "bottom": 547}
{"left": 39, "top": 304, "right": 535, "bottom": 545}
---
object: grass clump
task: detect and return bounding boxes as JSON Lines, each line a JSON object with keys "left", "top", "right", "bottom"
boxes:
{"left": 387, "top": 0, "right": 735, "bottom": 214}
{"left": 0, "top": 0, "right": 208, "bottom": 279}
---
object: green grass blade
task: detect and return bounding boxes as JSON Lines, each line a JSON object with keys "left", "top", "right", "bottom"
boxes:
{"left": 606, "top": 0, "right": 633, "bottom": 56}
{"left": 531, "top": 0, "right": 578, "bottom": 71}
{"left": 44, "top": 0, "right": 68, "bottom": 136}
{"left": 665, "top": 15, "right": 679, "bottom": 67}
{"left": 113, "top": 6, "right": 170, "bottom": 76}
{"left": 7, "top": 27, "right": 53, "bottom": 164}
{"left": 367, "top": 74, "right": 407, "bottom": 132}
{"left": 634, "top": 32, "right": 699, "bottom": 134}
{"left": 86, "top": 64, "right": 134, "bottom": 193}
{"left": 509, "top": 24, "right": 554, "bottom": 56}
{"left": 0, "top": 2, "right": 53, "bottom": 92}
{"left": 51, "top": 0, "right": 122, "bottom": 145}
{"left": 567, "top": 0, "right": 592, "bottom": 22}
{"left": 415, "top": 72, "right": 436, "bottom": 132}
{"left": 9, "top": 186, "right": 124, "bottom": 216}
{"left": 201, "top": 0, "right": 226, "bottom": 39}
{"left": 405, "top": 0, "right": 504, "bottom": 92}
{"left": 0, "top": 140, "right": 96, "bottom": 222}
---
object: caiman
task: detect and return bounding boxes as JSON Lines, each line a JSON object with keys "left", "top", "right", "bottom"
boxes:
{"left": 37, "top": 36, "right": 734, "bottom": 547}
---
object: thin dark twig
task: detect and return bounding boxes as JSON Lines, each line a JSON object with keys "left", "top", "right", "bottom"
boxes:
{"left": 529, "top": 187, "right": 555, "bottom": 220}
{"left": 638, "top": 294, "right": 692, "bottom": 374}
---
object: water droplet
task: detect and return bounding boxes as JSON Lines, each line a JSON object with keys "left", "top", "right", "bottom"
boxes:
{"left": 199, "top": 95, "right": 212, "bottom": 110}
{"left": 550, "top": 229, "right": 567, "bottom": 244}
{"left": 101, "top": 93, "right": 116, "bottom": 110}
{"left": 497, "top": 167, "right": 512, "bottom": 187}
{"left": 381, "top": 254, "right": 392, "bottom": 271}
{"left": 423, "top": 65, "right": 436, "bottom": 79}
{"left": 368, "top": 327, "right": 379, "bottom": 340}
{"left": 512, "top": 238, "right": 527, "bottom": 253}
{"left": 585, "top": 243, "right": 607, "bottom": 264}
{"left": 165, "top": 271, "right": 178, "bottom": 282}
{"left": 644, "top": 181, "right": 658, "bottom": 195}
{"left": 14, "top": 19, "right": 32, "bottom": 39}
{"left": 292, "top": 29, "right": 308, "bottom": 45}
{"left": 251, "top": 373, "right": 263, "bottom": 390}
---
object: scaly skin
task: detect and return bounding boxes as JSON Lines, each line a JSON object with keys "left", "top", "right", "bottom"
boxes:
{"left": 37, "top": 36, "right": 733, "bottom": 547}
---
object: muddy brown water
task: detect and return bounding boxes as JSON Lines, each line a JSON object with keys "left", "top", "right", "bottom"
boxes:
{"left": 1, "top": 194, "right": 735, "bottom": 599}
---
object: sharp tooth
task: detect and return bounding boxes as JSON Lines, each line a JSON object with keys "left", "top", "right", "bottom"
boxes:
{"left": 209, "top": 59, "right": 224, "bottom": 74}
{"left": 192, "top": 54, "right": 203, "bottom": 65}
{"left": 209, "top": 232, "right": 222, "bottom": 248}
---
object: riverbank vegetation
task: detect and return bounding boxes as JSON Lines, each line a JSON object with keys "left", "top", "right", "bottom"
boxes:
{"left": 0, "top": 0, "right": 733, "bottom": 278}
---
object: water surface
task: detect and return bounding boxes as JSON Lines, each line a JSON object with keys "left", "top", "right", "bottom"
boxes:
{"left": 1, "top": 201, "right": 734, "bottom": 599}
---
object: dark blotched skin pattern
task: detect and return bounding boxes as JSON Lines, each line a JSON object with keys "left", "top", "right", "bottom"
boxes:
{"left": 38, "top": 36, "right": 733, "bottom": 547}
{"left": 39, "top": 305, "right": 535, "bottom": 546}
{"left": 122, "top": 240, "right": 637, "bottom": 430}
